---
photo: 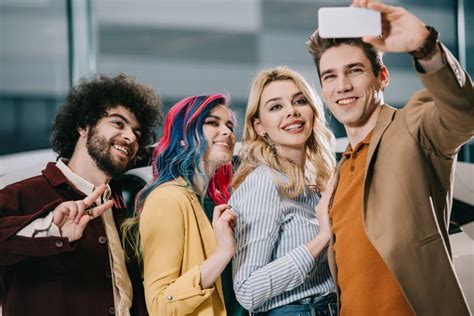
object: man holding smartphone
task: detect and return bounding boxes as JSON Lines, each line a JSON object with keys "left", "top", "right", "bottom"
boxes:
{"left": 307, "top": 0, "right": 473, "bottom": 315}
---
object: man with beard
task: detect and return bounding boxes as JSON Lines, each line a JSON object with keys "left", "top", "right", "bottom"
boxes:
{"left": 0, "top": 74, "right": 162, "bottom": 316}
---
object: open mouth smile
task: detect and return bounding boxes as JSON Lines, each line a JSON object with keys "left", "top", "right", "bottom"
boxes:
{"left": 213, "top": 140, "right": 233, "bottom": 152}
{"left": 336, "top": 97, "right": 359, "bottom": 105}
{"left": 281, "top": 121, "right": 306, "bottom": 134}
{"left": 112, "top": 144, "right": 130, "bottom": 157}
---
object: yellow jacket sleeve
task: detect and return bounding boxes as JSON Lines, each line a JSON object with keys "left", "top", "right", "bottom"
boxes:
{"left": 140, "top": 186, "right": 215, "bottom": 315}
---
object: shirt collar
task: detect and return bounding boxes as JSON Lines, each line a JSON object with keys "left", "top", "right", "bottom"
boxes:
{"left": 56, "top": 159, "right": 112, "bottom": 202}
{"left": 343, "top": 129, "right": 374, "bottom": 158}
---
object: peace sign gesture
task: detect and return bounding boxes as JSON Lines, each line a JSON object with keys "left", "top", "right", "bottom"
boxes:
{"left": 52, "top": 184, "right": 114, "bottom": 241}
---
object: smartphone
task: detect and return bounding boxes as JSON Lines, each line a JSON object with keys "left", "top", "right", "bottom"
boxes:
{"left": 318, "top": 7, "right": 381, "bottom": 38}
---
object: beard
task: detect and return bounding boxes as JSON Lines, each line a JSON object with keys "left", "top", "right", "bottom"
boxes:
{"left": 86, "top": 127, "right": 134, "bottom": 177}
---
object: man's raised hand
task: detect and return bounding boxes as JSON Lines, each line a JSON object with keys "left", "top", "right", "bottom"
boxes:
{"left": 353, "top": 0, "right": 430, "bottom": 53}
{"left": 52, "top": 184, "right": 113, "bottom": 241}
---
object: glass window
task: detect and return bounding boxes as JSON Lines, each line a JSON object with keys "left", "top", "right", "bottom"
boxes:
{"left": 0, "top": 0, "right": 70, "bottom": 155}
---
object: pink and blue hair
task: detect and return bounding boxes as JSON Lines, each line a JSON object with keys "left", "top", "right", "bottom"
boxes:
{"left": 136, "top": 94, "right": 234, "bottom": 212}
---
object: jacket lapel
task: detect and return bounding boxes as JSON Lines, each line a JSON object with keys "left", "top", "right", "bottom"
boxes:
{"left": 363, "top": 105, "right": 396, "bottom": 214}
{"left": 328, "top": 105, "right": 396, "bottom": 304}
{"left": 365, "top": 105, "right": 396, "bottom": 173}
{"left": 189, "top": 196, "right": 225, "bottom": 304}
{"left": 171, "top": 178, "right": 225, "bottom": 306}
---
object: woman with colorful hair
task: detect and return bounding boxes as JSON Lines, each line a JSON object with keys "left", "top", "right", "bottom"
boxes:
{"left": 229, "top": 67, "right": 337, "bottom": 315}
{"left": 123, "top": 94, "right": 246, "bottom": 315}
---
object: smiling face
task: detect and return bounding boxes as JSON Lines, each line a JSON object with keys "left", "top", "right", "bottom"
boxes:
{"left": 253, "top": 80, "right": 314, "bottom": 154}
{"left": 85, "top": 105, "right": 142, "bottom": 177}
{"left": 319, "top": 44, "right": 388, "bottom": 129}
{"left": 202, "top": 105, "right": 236, "bottom": 168}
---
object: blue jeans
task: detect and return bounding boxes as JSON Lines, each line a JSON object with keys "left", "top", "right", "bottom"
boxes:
{"left": 253, "top": 293, "right": 338, "bottom": 316}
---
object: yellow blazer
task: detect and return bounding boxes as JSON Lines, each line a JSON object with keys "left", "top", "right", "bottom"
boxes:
{"left": 140, "top": 178, "right": 226, "bottom": 315}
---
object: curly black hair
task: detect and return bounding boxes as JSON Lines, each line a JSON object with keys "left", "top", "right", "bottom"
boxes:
{"left": 51, "top": 73, "right": 163, "bottom": 163}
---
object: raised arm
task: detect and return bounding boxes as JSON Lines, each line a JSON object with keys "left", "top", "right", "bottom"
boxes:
{"left": 355, "top": 0, "right": 444, "bottom": 72}
{"left": 355, "top": 0, "right": 473, "bottom": 156}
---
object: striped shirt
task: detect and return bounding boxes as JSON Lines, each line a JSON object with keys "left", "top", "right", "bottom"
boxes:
{"left": 230, "top": 165, "right": 334, "bottom": 312}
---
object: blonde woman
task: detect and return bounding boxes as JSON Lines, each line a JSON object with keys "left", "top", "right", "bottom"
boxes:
{"left": 230, "top": 67, "right": 337, "bottom": 315}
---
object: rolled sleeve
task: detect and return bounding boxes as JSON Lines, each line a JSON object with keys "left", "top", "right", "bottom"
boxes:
{"left": 288, "top": 244, "right": 315, "bottom": 280}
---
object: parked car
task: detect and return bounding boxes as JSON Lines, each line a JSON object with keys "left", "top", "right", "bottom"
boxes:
{"left": 1, "top": 144, "right": 473, "bottom": 311}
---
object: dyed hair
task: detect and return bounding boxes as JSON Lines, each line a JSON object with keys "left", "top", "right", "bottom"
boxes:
{"left": 140, "top": 94, "right": 233, "bottom": 208}
{"left": 232, "top": 67, "right": 335, "bottom": 196}
{"left": 122, "top": 94, "right": 234, "bottom": 260}
{"left": 306, "top": 30, "right": 384, "bottom": 80}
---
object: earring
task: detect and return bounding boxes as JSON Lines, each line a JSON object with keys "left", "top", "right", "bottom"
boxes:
{"left": 263, "top": 133, "right": 277, "bottom": 154}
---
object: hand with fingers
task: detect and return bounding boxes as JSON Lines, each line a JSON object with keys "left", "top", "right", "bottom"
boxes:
{"left": 212, "top": 204, "right": 237, "bottom": 260}
{"left": 316, "top": 177, "right": 337, "bottom": 239}
{"left": 304, "top": 178, "right": 337, "bottom": 257}
{"left": 352, "top": 0, "right": 431, "bottom": 53}
{"left": 52, "top": 184, "right": 113, "bottom": 242}
{"left": 198, "top": 204, "right": 238, "bottom": 289}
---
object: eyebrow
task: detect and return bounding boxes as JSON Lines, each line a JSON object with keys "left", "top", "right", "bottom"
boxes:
{"left": 206, "top": 114, "right": 234, "bottom": 126}
{"left": 292, "top": 92, "right": 304, "bottom": 99}
{"left": 320, "top": 62, "right": 366, "bottom": 78}
{"left": 264, "top": 92, "right": 304, "bottom": 106}
{"left": 347, "top": 62, "right": 366, "bottom": 69}
{"left": 107, "top": 113, "right": 129, "bottom": 123}
{"left": 107, "top": 113, "right": 142, "bottom": 133}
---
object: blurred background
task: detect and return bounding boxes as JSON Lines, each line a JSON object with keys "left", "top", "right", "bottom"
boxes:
{"left": 0, "top": 1, "right": 473, "bottom": 311}
{"left": 0, "top": 0, "right": 473, "bottom": 159}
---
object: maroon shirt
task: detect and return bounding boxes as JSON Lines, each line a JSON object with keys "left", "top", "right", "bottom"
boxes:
{"left": 0, "top": 162, "right": 147, "bottom": 316}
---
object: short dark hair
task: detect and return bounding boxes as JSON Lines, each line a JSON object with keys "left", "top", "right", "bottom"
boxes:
{"left": 306, "top": 30, "right": 384, "bottom": 79}
{"left": 51, "top": 73, "right": 163, "bottom": 162}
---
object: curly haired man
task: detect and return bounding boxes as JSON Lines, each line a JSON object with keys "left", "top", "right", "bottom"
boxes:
{"left": 0, "top": 74, "right": 162, "bottom": 316}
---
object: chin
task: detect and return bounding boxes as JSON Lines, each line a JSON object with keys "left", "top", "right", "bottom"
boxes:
{"left": 216, "top": 155, "right": 232, "bottom": 165}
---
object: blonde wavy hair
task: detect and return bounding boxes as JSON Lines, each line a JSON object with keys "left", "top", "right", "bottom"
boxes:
{"left": 232, "top": 66, "right": 335, "bottom": 196}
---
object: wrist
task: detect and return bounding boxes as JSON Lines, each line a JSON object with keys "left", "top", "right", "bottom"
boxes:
{"left": 317, "top": 231, "right": 331, "bottom": 244}
{"left": 306, "top": 233, "right": 331, "bottom": 257}
{"left": 213, "top": 247, "right": 234, "bottom": 261}
{"left": 409, "top": 26, "right": 439, "bottom": 60}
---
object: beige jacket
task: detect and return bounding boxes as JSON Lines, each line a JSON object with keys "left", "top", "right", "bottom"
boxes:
{"left": 329, "top": 46, "right": 474, "bottom": 315}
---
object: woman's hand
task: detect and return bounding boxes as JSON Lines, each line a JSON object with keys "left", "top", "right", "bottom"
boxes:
{"left": 199, "top": 203, "right": 237, "bottom": 289}
{"left": 306, "top": 177, "right": 337, "bottom": 257}
{"left": 316, "top": 177, "right": 337, "bottom": 238}
{"left": 212, "top": 204, "right": 237, "bottom": 259}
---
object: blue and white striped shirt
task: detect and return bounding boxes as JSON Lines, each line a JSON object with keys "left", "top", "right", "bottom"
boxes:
{"left": 230, "top": 165, "right": 334, "bottom": 312}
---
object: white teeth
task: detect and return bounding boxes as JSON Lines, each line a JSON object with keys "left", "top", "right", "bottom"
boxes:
{"left": 214, "top": 142, "right": 229, "bottom": 147}
{"left": 113, "top": 145, "right": 129, "bottom": 155}
{"left": 284, "top": 124, "right": 303, "bottom": 131}
{"left": 337, "top": 97, "right": 357, "bottom": 105}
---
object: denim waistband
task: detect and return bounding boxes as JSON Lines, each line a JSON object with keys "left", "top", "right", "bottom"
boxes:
{"left": 295, "top": 292, "right": 337, "bottom": 305}
{"left": 253, "top": 293, "right": 338, "bottom": 316}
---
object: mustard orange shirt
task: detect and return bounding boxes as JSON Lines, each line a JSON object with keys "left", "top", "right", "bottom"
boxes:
{"left": 330, "top": 131, "right": 414, "bottom": 315}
